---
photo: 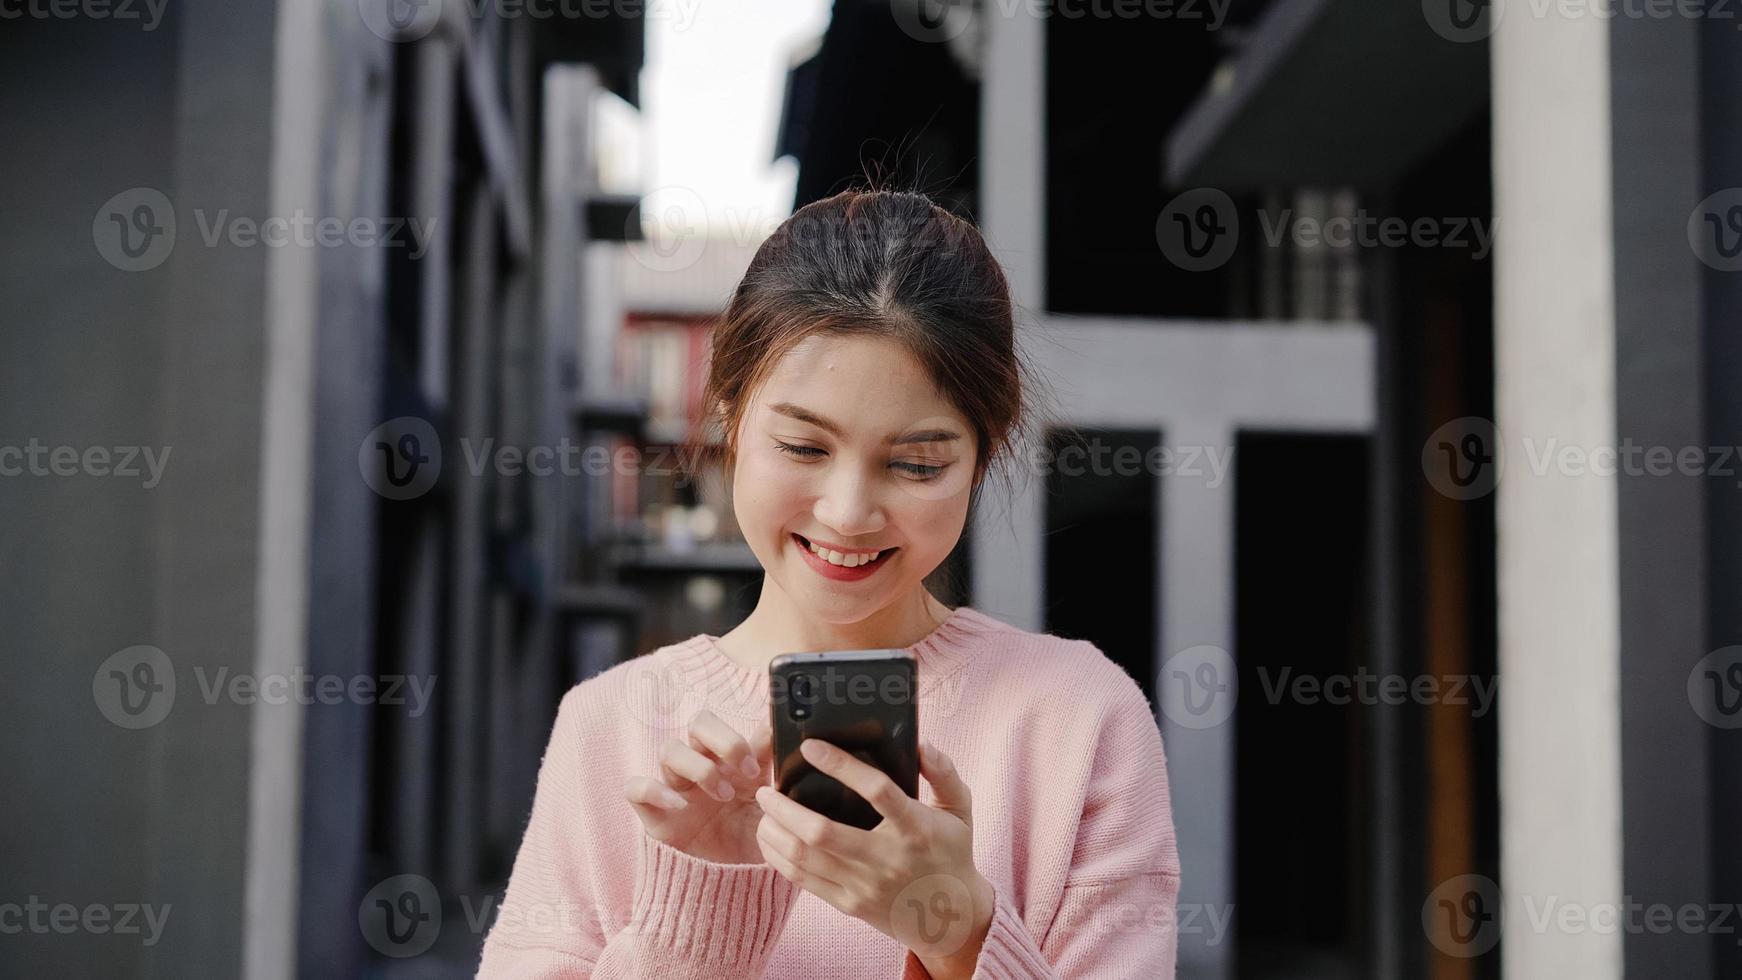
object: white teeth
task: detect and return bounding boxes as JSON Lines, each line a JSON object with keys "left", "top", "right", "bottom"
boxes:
{"left": 805, "top": 539, "right": 883, "bottom": 567}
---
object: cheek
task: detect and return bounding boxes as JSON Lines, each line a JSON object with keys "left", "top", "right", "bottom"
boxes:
{"left": 912, "top": 497, "right": 968, "bottom": 553}
{"left": 891, "top": 491, "right": 970, "bottom": 562}
{"left": 731, "top": 452, "right": 809, "bottom": 528}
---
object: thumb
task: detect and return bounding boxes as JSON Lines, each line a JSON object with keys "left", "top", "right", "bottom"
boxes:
{"left": 920, "top": 740, "right": 973, "bottom": 820}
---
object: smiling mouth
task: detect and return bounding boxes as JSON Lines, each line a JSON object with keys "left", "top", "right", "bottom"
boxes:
{"left": 791, "top": 532, "right": 897, "bottom": 571}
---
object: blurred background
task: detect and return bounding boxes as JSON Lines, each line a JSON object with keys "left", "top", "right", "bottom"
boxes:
{"left": 3, "top": 0, "right": 1740, "bottom": 977}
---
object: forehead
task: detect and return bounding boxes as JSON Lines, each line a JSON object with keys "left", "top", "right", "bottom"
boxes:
{"left": 750, "top": 333, "right": 966, "bottom": 430}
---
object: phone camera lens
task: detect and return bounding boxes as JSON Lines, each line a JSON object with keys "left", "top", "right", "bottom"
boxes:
{"left": 788, "top": 672, "right": 815, "bottom": 721}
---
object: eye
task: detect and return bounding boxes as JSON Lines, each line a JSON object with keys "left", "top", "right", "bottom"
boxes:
{"left": 773, "top": 440, "right": 825, "bottom": 459}
{"left": 891, "top": 460, "right": 946, "bottom": 480}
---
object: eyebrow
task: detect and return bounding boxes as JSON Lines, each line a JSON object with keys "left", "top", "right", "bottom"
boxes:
{"left": 769, "top": 402, "right": 962, "bottom": 446}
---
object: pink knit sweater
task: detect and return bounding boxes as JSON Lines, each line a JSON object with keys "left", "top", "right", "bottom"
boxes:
{"left": 475, "top": 605, "right": 1181, "bottom": 978}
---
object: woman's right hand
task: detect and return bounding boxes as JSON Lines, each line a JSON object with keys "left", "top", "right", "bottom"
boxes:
{"left": 624, "top": 708, "right": 773, "bottom": 865}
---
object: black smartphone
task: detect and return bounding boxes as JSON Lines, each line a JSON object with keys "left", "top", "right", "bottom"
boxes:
{"left": 769, "top": 650, "right": 920, "bottom": 830}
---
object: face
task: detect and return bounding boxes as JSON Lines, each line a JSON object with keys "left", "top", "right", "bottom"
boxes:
{"left": 730, "top": 332, "right": 978, "bottom": 624}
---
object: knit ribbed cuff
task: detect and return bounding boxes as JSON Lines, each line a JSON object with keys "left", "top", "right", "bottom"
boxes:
{"left": 968, "top": 891, "right": 1056, "bottom": 978}
{"left": 900, "top": 879, "right": 1052, "bottom": 980}
{"left": 628, "top": 832, "right": 801, "bottom": 975}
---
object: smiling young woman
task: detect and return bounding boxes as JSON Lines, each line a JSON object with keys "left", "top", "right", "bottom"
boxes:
{"left": 477, "top": 190, "right": 1181, "bottom": 979}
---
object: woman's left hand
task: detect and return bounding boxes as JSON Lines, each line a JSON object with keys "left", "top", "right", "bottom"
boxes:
{"left": 753, "top": 739, "right": 995, "bottom": 980}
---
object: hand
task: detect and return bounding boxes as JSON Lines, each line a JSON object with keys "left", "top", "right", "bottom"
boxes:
{"left": 752, "top": 739, "right": 995, "bottom": 978}
{"left": 624, "top": 708, "right": 772, "bottom": 865}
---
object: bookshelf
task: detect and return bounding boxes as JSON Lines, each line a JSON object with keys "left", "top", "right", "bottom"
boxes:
{"left": 565, "top": 265, "right": 767, "bottom": 673}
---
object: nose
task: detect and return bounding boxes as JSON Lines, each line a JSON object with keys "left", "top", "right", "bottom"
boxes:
{"left": 812, "top": 465, "right": 886, "bottom": 539}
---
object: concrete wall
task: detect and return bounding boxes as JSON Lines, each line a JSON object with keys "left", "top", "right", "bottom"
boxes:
{"left": 0, "top": 2, "right": 312, "bottom": 976}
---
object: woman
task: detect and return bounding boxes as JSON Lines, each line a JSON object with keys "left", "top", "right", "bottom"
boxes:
{"left": 477, "top": 190, "right": 1180, "bottom": 978}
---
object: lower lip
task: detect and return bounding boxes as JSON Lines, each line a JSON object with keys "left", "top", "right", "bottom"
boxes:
{"left": 792, "top": 533, "right": 895, "bottom": 582}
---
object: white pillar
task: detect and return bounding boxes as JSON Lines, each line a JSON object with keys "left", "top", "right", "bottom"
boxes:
{"left": 1491, "top": 4, "right": 1622, "bottom": 976}
{"left": 1158, "top": 421, "right": 1236, "bottom": 980}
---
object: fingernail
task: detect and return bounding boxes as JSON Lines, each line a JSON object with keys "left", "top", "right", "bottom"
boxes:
{"left": 801, "top": 739, "right": 830, "bottom": 763}
{"left": 660, "top": 789, "right": 688, "bottom": 809}
{"left": 740, "top": 755, "right": 760, "bottom": 778}
{"left": 716, "top": 779, "right": 735, "bottom": 801}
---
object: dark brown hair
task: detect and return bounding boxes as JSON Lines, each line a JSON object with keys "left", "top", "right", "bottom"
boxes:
{"left": 698, "top": 188, "right": 1035, "bottom": 505}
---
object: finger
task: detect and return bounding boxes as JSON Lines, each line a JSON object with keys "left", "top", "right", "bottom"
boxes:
{"left": 756, "top": 824, "right": 851, "bottom": 908}
{"left": 799, "top": 738, "right": 916, "bottom": 826}
{"left": 688, "top": 708, "right": 762, "bottom": 781}
{"left": 753, "top": 784, "right": 875, "bottom": 856}
{"left": 755, "top": 811, "right": 856, "bottom": 884}
{"left": 659, "top": 739, "right": 737, "bottom": 802}
{"left": 750, "top": 722, "right": 774, "bottom": 769}
{"left": 919, "top": 740, "right": 973, "bottom": 819}
{"left": 624, "top": 774, "right": 689, "bottom": 812}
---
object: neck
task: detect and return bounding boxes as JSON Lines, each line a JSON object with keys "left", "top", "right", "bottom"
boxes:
{"left": 715, "top": 580, "right": 952, "bottom": 671}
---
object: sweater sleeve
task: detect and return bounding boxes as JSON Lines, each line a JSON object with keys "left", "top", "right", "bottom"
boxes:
{"left": 900, "top": 685, "right": 1182, "bottom": 980}
{"left": 477, "top": 686, "right": 802, "bottom": 979}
